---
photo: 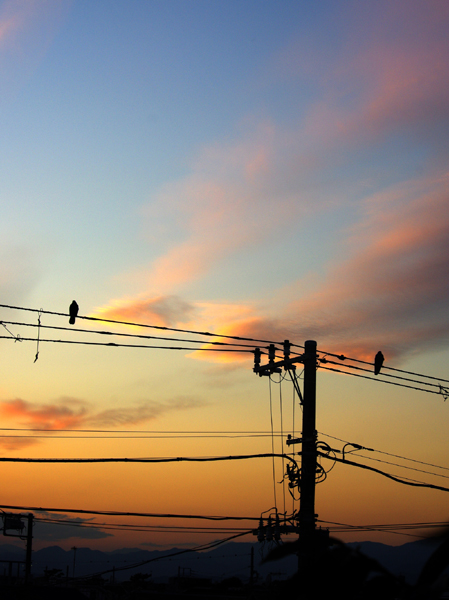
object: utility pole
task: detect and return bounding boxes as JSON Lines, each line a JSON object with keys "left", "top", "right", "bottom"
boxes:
{"left": 299, "top": 340, "right": 317, "bottom": 545}
{"left": 253, "top": 340, "right": 318, "bottom": 557}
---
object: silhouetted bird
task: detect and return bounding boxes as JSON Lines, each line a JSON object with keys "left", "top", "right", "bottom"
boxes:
{"left": 374, "top": 351, "right": 384, "bottom": 375}
{"left": 69, "top": 300, "right": 79, "bottom": 325}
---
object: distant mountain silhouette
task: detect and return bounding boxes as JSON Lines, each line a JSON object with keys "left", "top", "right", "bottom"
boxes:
{"left": 0, "top": 539, "right": 442, "bottom": 584}
{"left": 347, "top": 539, "right": 442, "bottom": 584}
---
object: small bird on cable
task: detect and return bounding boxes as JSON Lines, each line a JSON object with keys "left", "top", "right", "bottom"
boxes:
{"left": 69, "top": 301, "right": 79, "bottom": 325}
{"left": 374, "top": 351, "right": 384, "bottom": 375}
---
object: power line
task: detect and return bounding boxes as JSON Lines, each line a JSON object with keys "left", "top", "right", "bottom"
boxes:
{"left": 34, "top": 517, "right": 250, "bottom": 535}
{"left": 0, "top": 433, "right": 284, "bottom": 440}
{"left": 317, "top": 347, "right": 449, "bottom": 385}
{"left": 349, "top": 451, "right": 449, "bottom": 481}
{"left": 0, "top": 319, "right": 259, "bottom": 350}
{"left": 0, "top": 428, "right": 286, "bottom": 433}
{"left": 75, "top": 531, "right": 253, "bottom": 580}
{"left": 318, "top": 363, "right": 445, "bottom": 396}
{"left": 0, "top": 452, "right": 299, "bottom": 469}
{"left": 0, "top": 303, "right": 286, "bottom": 347}
{"left": 317, "top": 518, "right": 448, "bottom": 538}
{"left": 317, "top": 452, "right": 449, "bottom": 493}
{"left": 0, "top": 335, "right": 251, "bottom": 352}
{"left": 320, "top": 357, "right": 443, "bottom": 390}
{"left": 0, "top": 503, "right": 259, "bottom": 521}
{"left": 2, "top": 304, "right": 447, "bottom": 394}
{"left": 318, "top": 431, "right": 449, "bottom": 473}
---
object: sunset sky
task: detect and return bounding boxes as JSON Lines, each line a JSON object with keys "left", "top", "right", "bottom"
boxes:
{"left": 1, "top": 0, "right": 449, "bottom": 556}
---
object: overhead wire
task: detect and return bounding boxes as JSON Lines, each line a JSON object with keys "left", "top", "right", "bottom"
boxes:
{"left": 318, "top": 431, "right": 449, "bottom": 474}
{"left": 0, "top": 319, "right": 259, "bottom": 350}
{"left": 0, "top": 335, "right": 252, "bottom": 352}
{"left": 0, "top": 428, "right": 289, "bottom": 434}
{"left": 320, "top": 357, "right": 444, "bottom": 390}
{"left": 316, "top": 518, "right": 449, "bottom": 539}
{"left": 74, "top": 530, "right": 253, "bottom": 580}
{"left": 2, "top": 304, "right": 447, "bottom": 395}
{"left": 317, "top": 363, "right": 445, "bottom": 396}
{"left": 34, "top": 516, "right": 251, "bottom": 535}
{"left": 0, "top": 503, "right": 260, "bottom": 522}
{"left": 0, "top": 452, "right": 300, "bottom": 469}
{"left": 348, "top": 451, "right": 449, "bottom": 481}
{"left": 316, "top": 346, "right": 449, "bottom": 385}
{"left": 0, "top": 303, "right": 287, "bottom": 347}
{"left": 317, "top": 451, "right": 449, "bottom": 493}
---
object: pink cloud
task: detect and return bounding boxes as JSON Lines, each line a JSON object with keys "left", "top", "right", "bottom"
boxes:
{"left": 138, "top": 8, "right": 448, "bottom": 296}
{"left": 92, "top": 295, "right": 195, "bottom": 327}
{"left": 222, "top": 175, "right": 449, "bottom": 361}
{"left": 96, "top": 2, "right": 449, "bottom": 367}
{"left": 0, "top": 398, "right": 89, "bottom": 430}
{"left": 96, "top": 171, "right": 449, "bottom": 366}
{"left": 0, "top": 395, "right": 205, "bottom": 434}
{"left": 137, "top": 122, "right": 320, "bottom": 294}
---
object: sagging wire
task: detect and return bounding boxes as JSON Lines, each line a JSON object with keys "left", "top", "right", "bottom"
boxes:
{"left": 316, "top": 440, "right": 337, "bottom": 480}
{"left": 0, "top": 321, "right": 22, "bottom": 342}
{"left": 34, "top": 309, "right": 43, "bottom": 363}
{"left": 287, "top": 368, "right": 303, "bottom": 405}
{"left": 285, "top": 462, "right": 301, "bottom": 502}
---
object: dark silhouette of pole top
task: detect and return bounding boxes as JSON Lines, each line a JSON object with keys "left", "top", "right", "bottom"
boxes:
{"left": 374, "top": 350, "right": 384, "bottom": 375}
{"left": 69, "top": 300, "right": 79, "bottom": 325}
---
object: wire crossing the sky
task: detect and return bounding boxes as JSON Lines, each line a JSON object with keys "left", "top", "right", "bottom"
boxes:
{"left": 1, "top": 302, "right": 448, "bottom": 398}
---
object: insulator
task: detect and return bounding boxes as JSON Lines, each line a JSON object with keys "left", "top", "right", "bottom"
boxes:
{"left": 268, "top": 344, "right": 276, "bottom": 363}
{"left": 283, "top": 339, "right": 291, "bottom": 361}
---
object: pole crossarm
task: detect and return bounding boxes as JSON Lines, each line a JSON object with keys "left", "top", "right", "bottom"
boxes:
{"left": 253, "top": 341, "right": 305, "bottom": 375}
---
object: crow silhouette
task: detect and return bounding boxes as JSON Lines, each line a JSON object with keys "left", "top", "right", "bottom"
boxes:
{"left": 374, "top": 351, "right": 384, "bottom": 375}
{"left": 69, "top": 300, "right": 79, "bottom": 325}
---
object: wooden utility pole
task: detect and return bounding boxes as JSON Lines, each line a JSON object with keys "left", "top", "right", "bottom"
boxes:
{"left": 253, "top": 339, "right": 319, "bottom": 585}
{"left": 299, "top": 340, "right": 317, "bottom": 543}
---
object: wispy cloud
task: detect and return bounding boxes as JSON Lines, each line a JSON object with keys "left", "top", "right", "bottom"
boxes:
{"left": 95, "top": 2, "right": 449, "bottom": 365}
{"left": 88, "top": 397, "right": 204, "bottom": 428}
{"left": 0, "top": 395, "right": 205, "bottom": 449}
{"left": 93, "top": 295, "right": 196, "bottom": 327}
{"left": 0, "top": 397, "right": 89, "bottom": 430}
{"left": 221, "top": 174, "right": 449, "bottom": 361}
{"left": 0, "top": 0, "right": 71, "bottom": 100}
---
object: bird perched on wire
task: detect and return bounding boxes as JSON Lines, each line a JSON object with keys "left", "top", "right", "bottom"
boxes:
{"left": 69, "top": 300, "right": 79, "bottom": 325}
{"left": 374, "top": 351, "right": 384, "bottom": 375}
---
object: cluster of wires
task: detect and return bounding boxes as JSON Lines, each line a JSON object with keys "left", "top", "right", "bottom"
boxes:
{"left": 316, "top": 432, "right": 449, "bottom": 493}
{"left": 317, "top": 518, "right": 449, "bottom": 539}
{"left": 0, "top": 428, "right": 289, "bottom": 442}
{"left": 0, "top": 303, "right": 282, "bottom": 358}
{"left": 316, "top": 349, "right": 449, "bottom": 400}
{"left": 1, "top": 303, "right": 447, "bottom": 400}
